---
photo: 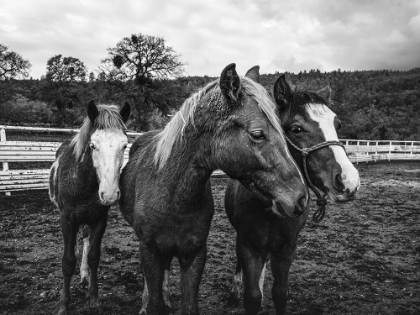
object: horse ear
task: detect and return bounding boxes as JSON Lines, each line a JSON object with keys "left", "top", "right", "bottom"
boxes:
{"left": 220, "top": 63, "right": 241, "bottom": 102}
{"left": 120, "top": 102, "right": 131, "bottom": 123}
{"left": 87, "top": 100, "right": 98, "bottom": 123}
{"left": 273, "top": 74, "right": 292, "bottom": 109}
{"left": 316, "top": 83, "right": 332, "bottom": 102}
{"left": 245, "top": 65, "right": 260, "bottom": 83}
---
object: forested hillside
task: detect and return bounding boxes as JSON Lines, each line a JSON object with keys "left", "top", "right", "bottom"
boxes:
{"left": 1, "top": 68, "right": 420, "bottom": 140}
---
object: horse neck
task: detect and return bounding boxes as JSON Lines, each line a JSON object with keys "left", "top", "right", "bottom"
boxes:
{"left": 159, "top": 130, "right": 214, "bottom": 205}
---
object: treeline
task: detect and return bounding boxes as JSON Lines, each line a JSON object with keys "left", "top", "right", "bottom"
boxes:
{"left": 2, "top": 68, "right": 420, "bottom": 140}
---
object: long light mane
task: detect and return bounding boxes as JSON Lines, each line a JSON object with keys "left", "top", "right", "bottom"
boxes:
{"left": 70, "top": 105, "right": 127, "bottom": 161}
{"left": 154, "top": 76, "right": 282, "bottom": 169}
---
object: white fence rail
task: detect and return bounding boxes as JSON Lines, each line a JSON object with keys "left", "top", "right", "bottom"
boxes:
{"left": 1, "top": 125, "right": 420, "bottom": 194}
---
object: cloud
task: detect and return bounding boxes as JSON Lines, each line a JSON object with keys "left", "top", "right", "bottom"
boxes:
{"left": 0, "top": 0, "right": 419, "bottom": 79}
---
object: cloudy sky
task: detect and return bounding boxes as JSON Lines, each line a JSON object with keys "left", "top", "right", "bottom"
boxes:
{"left": 1, "top": 0, "right": 420, "bottom": 79}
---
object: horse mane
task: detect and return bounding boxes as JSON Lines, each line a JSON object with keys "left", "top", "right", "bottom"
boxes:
{"left": 284, "top": 87, "right": 330, "bottom": 117}
{"left": 70, "top": 105, "right": 127, "bottom": 161}
{"left": 154, "top": 76, "right": 282, "bottom": 169}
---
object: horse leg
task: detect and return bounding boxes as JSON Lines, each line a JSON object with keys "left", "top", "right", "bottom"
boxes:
{"left": 178, "top": 245, "right": 207, "bottom": 315}
{"left": 58, "top": 215, "right": 78, "bottom": 315}
{"left": 80, "top": 225, "right": 90, "bottom": 285}
{"left": 238, "top": 242, "right": 267, "bottom": 315}
{"left": 270, "top": 244, "right": 297, "bottom": 315}
{"left": 230, "top": 239, "right": 243, "bottom": 301}
{"left": 140, "top": 243, "right": 167, "bottom": 315}
{"left": 87, "top": 215, "right": 108, "bottom": 313}
{"left": 140, "top": 258, "right": 173, "bottom": 315}
{"left": 162, "top": 259, "right": 173, "bottom": 312}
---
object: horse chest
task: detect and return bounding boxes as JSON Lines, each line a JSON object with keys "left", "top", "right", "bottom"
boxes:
{"left": 137, "top": 209, "right": 214, "bottom": 254}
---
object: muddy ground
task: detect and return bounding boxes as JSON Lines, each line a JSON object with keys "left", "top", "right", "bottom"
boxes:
{"left": 0, "top": 161, "right": 419, "bottom": 315}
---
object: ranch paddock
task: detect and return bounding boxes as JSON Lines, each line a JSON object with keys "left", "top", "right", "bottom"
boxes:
{"left": 0, "top": 162, "right": 419, "bottom": 315}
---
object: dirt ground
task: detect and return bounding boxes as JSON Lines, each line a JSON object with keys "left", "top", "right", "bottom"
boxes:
{"left": 1, "top": 161, "right": 419, "bottom": 315}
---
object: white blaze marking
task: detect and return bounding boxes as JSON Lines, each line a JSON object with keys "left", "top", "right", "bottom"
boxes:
{"left": 307, "top": 105, "right": 360, "bottom": 192}
{"left": 90, "top": 129, "right": 128, "bottom": 204}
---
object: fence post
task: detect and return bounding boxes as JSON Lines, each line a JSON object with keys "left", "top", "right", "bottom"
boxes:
{"left": 356, "top": 141, "right": 359, "bottom": 164}
{"left": 388, "top": 141, "right": 392, "bottom": 161}
{"left": 1, "top": 127, "right": 11, "bottom": 196}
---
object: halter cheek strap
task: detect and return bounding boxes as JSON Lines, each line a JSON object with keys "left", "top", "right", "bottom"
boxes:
{"left": 284, "top": 136, "right": 346, "bottom": 223}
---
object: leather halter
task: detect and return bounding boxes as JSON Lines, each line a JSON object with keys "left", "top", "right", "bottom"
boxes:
{"left": 284, "top": 135, "right": 346, "bottom": 223}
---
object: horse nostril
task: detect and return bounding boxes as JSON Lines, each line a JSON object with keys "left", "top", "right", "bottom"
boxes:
{"left": 100, "top": 191, "right": 105, "bottom": 201}
{"left": 116, "top": 190, "right": 121, "bottom": 201}
{"left": 294, "top": 192, "right": 307, "bottom": 215}
{"left": 334, "top": 174, "right": 345, "bottom": 191}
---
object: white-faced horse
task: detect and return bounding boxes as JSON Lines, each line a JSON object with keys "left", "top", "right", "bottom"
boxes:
{"left": 49, "top": 101, "right": 130, "bottom": 315}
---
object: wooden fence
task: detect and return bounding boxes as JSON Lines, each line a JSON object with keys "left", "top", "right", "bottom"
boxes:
{"left": 1, "top": 125, "right": 420, "bottom": 194}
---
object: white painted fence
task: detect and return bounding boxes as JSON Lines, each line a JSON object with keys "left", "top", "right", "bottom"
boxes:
{"left": 1, "top": 125, "right": 420, "bottom": 194}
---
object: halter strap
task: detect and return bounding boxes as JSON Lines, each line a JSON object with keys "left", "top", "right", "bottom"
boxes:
{"left": 284, "top": 135, "right": 346, "bottom": 223}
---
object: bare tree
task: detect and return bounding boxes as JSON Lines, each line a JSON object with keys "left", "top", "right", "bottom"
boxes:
{"left": 0, "top": 44, "right": 31, "bottom": 80}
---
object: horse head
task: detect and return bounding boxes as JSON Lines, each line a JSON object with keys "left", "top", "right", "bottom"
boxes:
{"left": 210, "top": 64, "right": 309, "bottom": 217}
{"left": 86, "top": 101, "right": 130, "bottom": 205}
{"left": 272, "top": 74, "right": 360, "bottom": 203}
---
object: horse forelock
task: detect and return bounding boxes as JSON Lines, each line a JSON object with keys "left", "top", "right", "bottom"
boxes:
{"left": 284, "top": 89, "right": 330, "bottom": 118}
{"left": 241, "top": 76, "right": 282, "bottom": 135}
{"left": 70, "top": 105, "right": 127, "bottom": 161}
{"left": 153, "top": 76, "right": 282, "bottom": 170}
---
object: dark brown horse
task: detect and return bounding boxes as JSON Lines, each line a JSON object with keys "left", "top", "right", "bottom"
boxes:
{"left": 119, "top": 63, "right": 309, "bottom": 315}
{"left": 49, "top": 101, "right": 130, "bottom": 315}
{"left": 225, "top": 67, "right": 360, "bottom": 315}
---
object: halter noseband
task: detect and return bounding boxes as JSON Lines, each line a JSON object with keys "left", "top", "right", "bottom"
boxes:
{"left": 284, "top": 135, "right": 346, "bottom": 223}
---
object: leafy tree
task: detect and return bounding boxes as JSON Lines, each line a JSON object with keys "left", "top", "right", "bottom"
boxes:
{"left": 43, "top": 55, "right": 89, "bottom": 124}
{"left": 0, "top": 44, "right": 31, "bottom": 80}
{"left": 46, "top": 54, "right": 87, "bottom": 82}
{"left": 99, "top": 33, "right": 186, "bottom": 130}
{"left": 0, "top": 44, "right": 32, "bottom": 106}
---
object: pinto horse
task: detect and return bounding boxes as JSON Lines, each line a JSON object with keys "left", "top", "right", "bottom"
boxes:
{"left": 49, "top": 101, "right": 130, "bottom": 315}
{"left": 119, "top": 63, "right": 309, "bottom": 315}
{"left": 225, "top": 67, "right": 360, "bottom": 315}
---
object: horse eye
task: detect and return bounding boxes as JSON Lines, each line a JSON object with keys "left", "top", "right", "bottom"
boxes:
{"left": 290, "top": 125, "right": 304, "bottom": 134}
{"left": 250, "top": 130, "right": 265, "bottom": 141}
{"left": 89, "top": 143, "right": 96, "bottom": 150}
